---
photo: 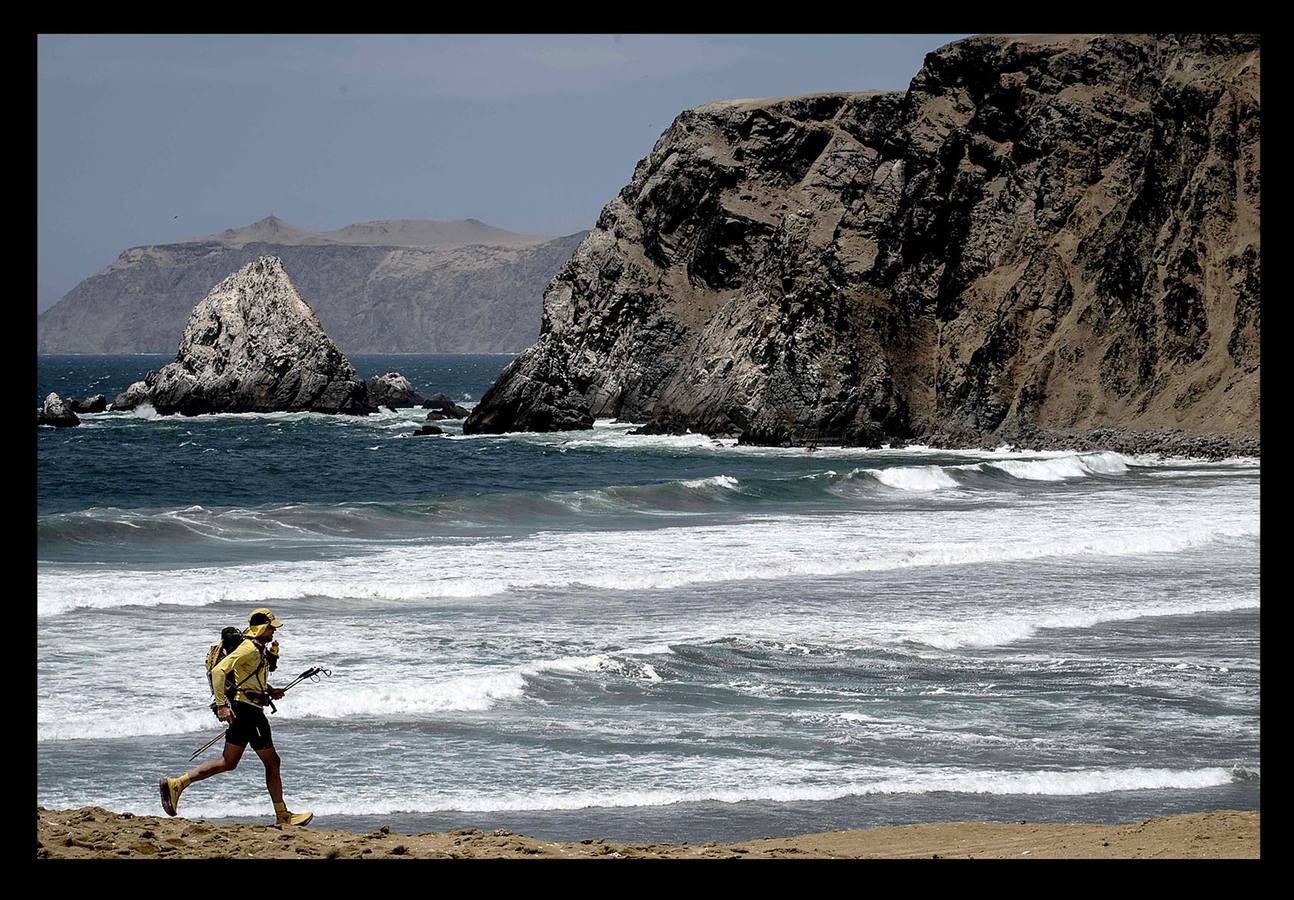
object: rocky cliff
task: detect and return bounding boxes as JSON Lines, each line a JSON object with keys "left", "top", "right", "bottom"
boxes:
{"left": 465, "top": 34, "right": 1260, "bottom": 450}
{"left": 37, "top": 218, "right": 586, "bottom": 354}
{"left": 145, "top": 256, "right": 371, "bottom": 415}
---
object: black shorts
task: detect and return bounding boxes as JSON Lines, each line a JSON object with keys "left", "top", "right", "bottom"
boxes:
{"left": 225, "top": 701, "right": 273, "bottom": 750}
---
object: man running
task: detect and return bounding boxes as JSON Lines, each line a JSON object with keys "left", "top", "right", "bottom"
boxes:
{"left": 159, "top": 608, "right": 313, "bottom": 826}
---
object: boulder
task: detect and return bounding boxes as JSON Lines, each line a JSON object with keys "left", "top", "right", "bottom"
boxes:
{"left": 67, "top": 395, "right": 107, "bottom": 414}
{"left": 413, "top": 424, "right": 443, "bottom": 436}
{"left": 111, "top": 381, "right": 152, "bottom": 411}
{"left": 145, "top": 256, "right": 374, "bottom": 415}
{"left": 422, "top": 393, "right": 471, "bottom": 419}
{"left": 366, "top": 372, "right": 425, "bottom": 409}
{"left": 38, "top": 393, "right": 80, "bottom": 428}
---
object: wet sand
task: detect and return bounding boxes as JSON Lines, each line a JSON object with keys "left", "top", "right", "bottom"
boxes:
{"left": 36, "top": 807, "right": 1259, "bottom": 859}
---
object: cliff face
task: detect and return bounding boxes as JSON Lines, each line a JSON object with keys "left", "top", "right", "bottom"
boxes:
{"left": 466, "top": 34, "right": 1260, "bottom": 446}
{"left": 37, "top": 219, "right": 586, "bottom": 354}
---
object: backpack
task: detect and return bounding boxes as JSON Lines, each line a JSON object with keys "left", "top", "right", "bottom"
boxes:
{"left": 206, "top": 627, "right": 250, "bottom": 713}
{"left": 205, "top": 627, "right": 281, "bottom": 716}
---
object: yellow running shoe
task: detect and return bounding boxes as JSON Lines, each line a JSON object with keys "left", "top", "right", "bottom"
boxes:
{"left": 275, "top": 809, "right": 314, "bottom": 827}
{"left": 159, "top": 777, "right": 185, "bottom": 817}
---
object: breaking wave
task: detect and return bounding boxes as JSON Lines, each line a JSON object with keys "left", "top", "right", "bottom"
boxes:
{"left": 38, "top": 514, "right": 1257, "bottom": 616}
{"left": 36, "top": 451, "right": 1152, "bottom": 555}
{"left": 863, "top": 465, "right": 961, "bottom": 492}
{"left": 38, "top": 648, "right": 669, "bottom": 741}
{"left": 986, "top": 451, "right": 1128, "bottom": 481}
{"left": 68, "top": 765, "right": 1253, "bottom": 818}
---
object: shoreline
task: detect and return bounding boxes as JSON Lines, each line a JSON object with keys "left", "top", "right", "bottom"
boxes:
{"left": 921, "top": 426, "right": 1261, "bottom": 463}
{"left": 612, "top": 416, "right": 1261, "bottom": 462}
{"left": 37, "top": 807, "right": 1259, "bottom": 859}
{"left": 738, "top": 427, "right": 1260, "bottom": 463}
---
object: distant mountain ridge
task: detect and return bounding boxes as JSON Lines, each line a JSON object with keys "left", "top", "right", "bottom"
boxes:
{"left": 38, "top": 217, "right": 586, "bottom": 353}
{"left": 197, "top": 215, "right": 555, "bottom": 249}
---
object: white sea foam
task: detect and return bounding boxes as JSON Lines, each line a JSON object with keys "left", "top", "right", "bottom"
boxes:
{"left": 37, "top": 640, "right": 676, "bottom": 741}
{"left": 38, "top": 479, "right": 1258, "bottom": 616}
{"left": 1075, "top": 451, "right": 1129, "bottom": 475}
{"left": 895, "top": 593, "right": 1260, "bottom": 650}
{"left": 534, "top": 653, "right": 664, "bottom": 683}
{"left": 1142, "top": 470, "right": 1241, "bottom": 478}
{"left": 863, "top": 465, "right": 961, "bottom": 492}
{"left": 430, "top": 420, "right": 1262, "bottom": 483}
{"left": 37, "top": 674, "right": 523, "bottom": 743}
{"left": 63, "top": 765, "right": 1246, "bottom": 818}
{"left": 832, "top": 452, "right": 1131, "bottom": 492}
{"left": 1124, "top": 454, "right": 1261, "bottom": 468}
{"left": 680, "top": 475, "right": 740, "bottom": 491}
{"left": 287, "top": 672, "right": 529, "bottom": 719}
{"left": 37, "top": 673, "right": 531, "bottom": 742}
{"left": 446, "top": 418, "right": 726, "bottom": 452}
{"left": 37, "top": 707, "right": 219, "bottom": 743}
{"left": 987, "top": 455, "right": 1100, "bottom": 481}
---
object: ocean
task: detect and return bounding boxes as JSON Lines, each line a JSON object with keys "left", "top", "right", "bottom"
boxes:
{"left": 36, "top": 354, "right": 1260, "bottom": 843}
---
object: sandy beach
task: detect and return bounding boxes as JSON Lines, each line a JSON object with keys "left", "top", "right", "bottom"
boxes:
{"left": 36, "top": 808, "right": 1258, "bottom": 859}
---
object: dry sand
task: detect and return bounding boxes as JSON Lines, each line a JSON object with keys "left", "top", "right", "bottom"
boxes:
{"left": 36, "top": 807, "right": 1258, "bottom": 859}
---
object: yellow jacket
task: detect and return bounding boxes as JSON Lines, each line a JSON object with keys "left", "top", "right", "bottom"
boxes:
{"left": 210, "top": 638, "right": 273, "bottom": 707}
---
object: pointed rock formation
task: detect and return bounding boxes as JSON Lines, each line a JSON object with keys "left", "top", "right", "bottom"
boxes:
{"left": 146, "top": 256, "right": 374, "bottom": 415}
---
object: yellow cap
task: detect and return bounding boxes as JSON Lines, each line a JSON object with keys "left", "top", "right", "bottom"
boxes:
{"left": 248, "top": 608, "right": 284, "bottom": 628}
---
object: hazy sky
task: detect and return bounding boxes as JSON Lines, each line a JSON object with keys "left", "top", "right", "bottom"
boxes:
{"left": 37, "top": 33, "right": 971, "bottom": 312}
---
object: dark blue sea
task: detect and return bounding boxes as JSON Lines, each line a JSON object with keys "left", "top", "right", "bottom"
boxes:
{"left": 37, "top": 354, "right": 1260, "bottom": 842}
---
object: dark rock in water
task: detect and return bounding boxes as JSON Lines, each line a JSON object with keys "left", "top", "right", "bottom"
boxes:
{"left": 413, "top": 424, "right": 444, "bottom": 436}
{"left": 38, "top": 393, "right": 80, "bottom": 428}
{"left": 366, "top": 372, "right": 425, "bottom": 409}
{"left": 111, "top": 380, "right": 152, "bottom": 411}
{"left": 463, "top": 353, "right": 592, "bottom": 434}
{"left": 425, "top": 411, "right": 450, "bottom": 422}
{"left": 146, "top": 256, "right": 374, "bottom": 416}
{"left": 465, "top": 34, "right": 1260, "bottom": 453}
{"left": 67, "top": 395, "right": 107, "bottom": 414}
{"left": 627, "top": 409, "right": 692, "bottom": 436}
{"left": 628, "top": 407, "right": 741, "bottom": 438}
{"left": 421, "top": 393, "right": 471, "bottom": 419}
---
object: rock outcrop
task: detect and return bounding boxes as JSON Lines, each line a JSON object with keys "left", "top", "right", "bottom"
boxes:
{"left": 421, "top": 393, "right": 471, "bottom": 419}
{"left": 67, "top": 395, "right": 107, "bottom": 414}
{"left": 366, "top": 373, "right": 425, "bottom": 408}
{"left": 145, "top": 256, "right": 374, "bottom": 416}
{"left": 38, "top": 393, "right": 80, "bottom": 428}
{"left": 38, "top": 218, "right": 586, "bottom": 354}
{"left": 111, "top": 380, "right": 153, "bottom": 412}
{"left": 465, "top": 34, "right": 1260, "bottom": 451}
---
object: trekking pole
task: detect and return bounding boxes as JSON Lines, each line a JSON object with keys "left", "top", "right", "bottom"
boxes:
{"left": 187, "top": 666, "right": 331, "bottom": 762}
{"left": 189, "top": 728, "right": 227, "bottom": 762}
{"left": 278, "top": 666, "right": 331, "bottom": 694}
